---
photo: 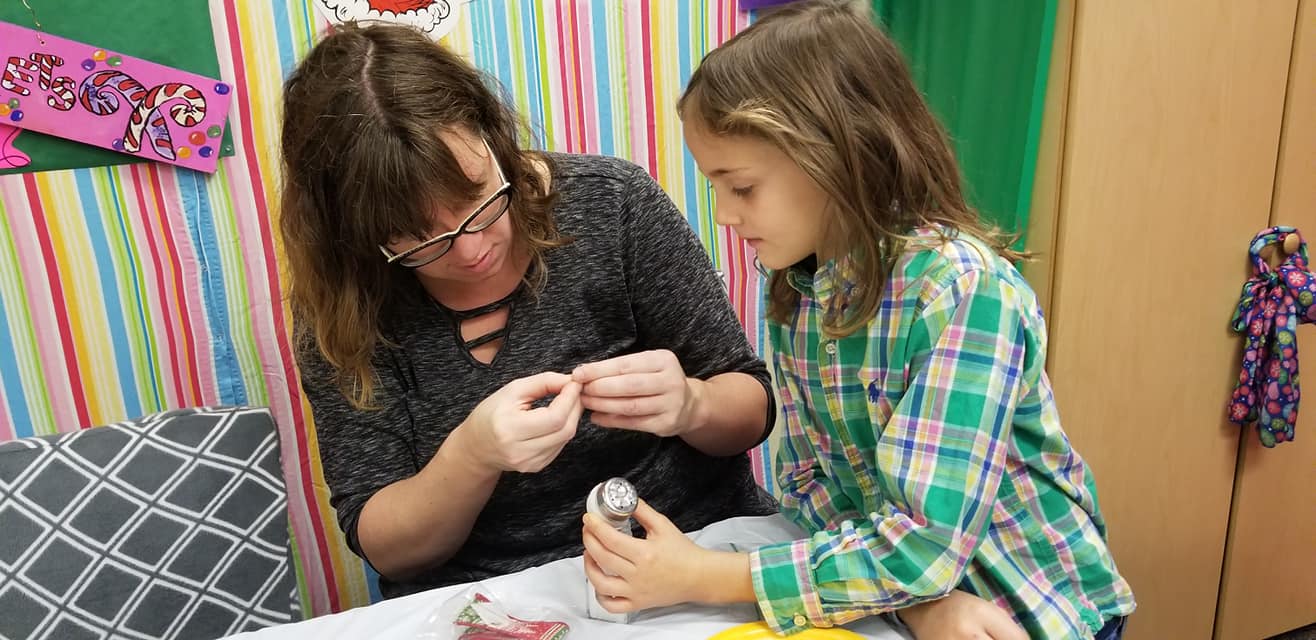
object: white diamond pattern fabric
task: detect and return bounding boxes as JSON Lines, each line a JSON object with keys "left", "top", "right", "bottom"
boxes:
{"left": 0, "top": 407, "right": 299, "bottom": 640}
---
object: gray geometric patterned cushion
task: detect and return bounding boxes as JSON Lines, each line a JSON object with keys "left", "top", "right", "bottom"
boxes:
{"left": 0, "top": 406, "right": 299, "bottom": 640}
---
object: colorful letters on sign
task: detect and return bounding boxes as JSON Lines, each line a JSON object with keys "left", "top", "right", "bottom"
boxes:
{"left": 0, "top": 21, "right": 232, "bottom": 173}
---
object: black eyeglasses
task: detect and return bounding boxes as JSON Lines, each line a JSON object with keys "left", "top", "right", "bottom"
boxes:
{"left": 379, "top": 138, "right": 512, "bottom": 268}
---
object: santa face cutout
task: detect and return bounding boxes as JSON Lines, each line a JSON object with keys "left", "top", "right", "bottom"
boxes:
{"left": 313, "top": 0, "right": 467, "bottom": 40}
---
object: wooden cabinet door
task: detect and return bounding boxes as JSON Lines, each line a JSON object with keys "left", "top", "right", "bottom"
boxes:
{"left": 1215, "top": 2, "right": 1316, "bottom": 638}
{"left": 1044, "top": 1, "right": 1297, "bottom": 638}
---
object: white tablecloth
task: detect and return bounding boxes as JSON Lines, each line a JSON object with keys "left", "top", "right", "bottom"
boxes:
{"left": 228, "top": 515, "right": 907, "bottom": 640}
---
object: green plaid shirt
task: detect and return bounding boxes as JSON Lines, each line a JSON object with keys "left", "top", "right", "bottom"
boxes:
{"left": 750, "top": 229, "right": 1135, "bottom": 638}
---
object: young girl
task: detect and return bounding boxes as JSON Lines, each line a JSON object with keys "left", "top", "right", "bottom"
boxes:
{"left": 580, "top": 2, "right": 1136, "bottom": 638}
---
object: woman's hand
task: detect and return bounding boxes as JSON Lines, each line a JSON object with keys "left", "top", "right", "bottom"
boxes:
{"left": 573, "top": 350, "right": 700, "bottom": 437}
{"left": 454, "top": 372, "right": 583, "bottom": 473}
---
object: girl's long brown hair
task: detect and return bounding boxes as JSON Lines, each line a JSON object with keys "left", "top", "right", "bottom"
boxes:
{"left": 679, "top": 0, "right": 1024, "bottom": 337}
{"left": 280, "top": 23, "right": 564, "bottom": 407}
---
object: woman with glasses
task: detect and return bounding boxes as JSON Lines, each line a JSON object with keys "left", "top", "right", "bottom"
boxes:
{"left": 277, "top": 23, "right": 779, "bottom": 598}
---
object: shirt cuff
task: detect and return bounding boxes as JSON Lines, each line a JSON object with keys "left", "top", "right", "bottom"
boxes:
{"left": 750, "top": 539, "right": 829, "bottom": 635}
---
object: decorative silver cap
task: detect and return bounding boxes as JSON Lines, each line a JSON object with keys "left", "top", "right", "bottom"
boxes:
{"left": 598, "top": 477, "right": 638, "bottom": 519}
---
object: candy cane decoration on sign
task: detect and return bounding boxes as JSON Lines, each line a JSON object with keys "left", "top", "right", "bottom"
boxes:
{"left": 78, "top": 71, "right": 206, "bottom": 160}
{"left": 79, "top": 70, "right": 147, "bottom": 114}
{"left": 131, "top": 82, "right": 206, "bottom": 161}
{"left": 79, "top": 69, "right": 147, "bottom": 149}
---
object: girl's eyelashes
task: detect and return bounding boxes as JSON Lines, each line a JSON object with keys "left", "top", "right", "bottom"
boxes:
{"left": 731, "top": 185, "right": 755, "bottom": 198}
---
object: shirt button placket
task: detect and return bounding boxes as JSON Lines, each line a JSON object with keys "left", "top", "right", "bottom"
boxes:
{"left": 821, "top": 340, "right": 840, "bottom": 412}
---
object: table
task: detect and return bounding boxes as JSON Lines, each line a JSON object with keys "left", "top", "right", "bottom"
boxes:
{"left": 227, "top": 515, "right": 907, "bottom": 639}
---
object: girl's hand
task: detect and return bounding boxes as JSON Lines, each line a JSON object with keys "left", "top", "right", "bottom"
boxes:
{"left": 582, "top": 500, "right": 749, "bottom": 612}
{"left": 897, "top": 589, "right": 1028, "bottom": 640}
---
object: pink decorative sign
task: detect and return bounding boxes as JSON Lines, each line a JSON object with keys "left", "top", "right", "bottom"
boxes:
{"left": 0, "top": 21, "right": 232, "bottom": 173}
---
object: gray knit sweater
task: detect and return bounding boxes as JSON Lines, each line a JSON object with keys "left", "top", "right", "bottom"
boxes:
{"left": 297, "top": 153, "right": 778, "bottom": 598}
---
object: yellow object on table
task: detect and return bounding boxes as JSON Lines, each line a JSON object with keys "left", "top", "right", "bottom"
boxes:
{"left": 706, "top": 621, "right": 866, "bottom": 639}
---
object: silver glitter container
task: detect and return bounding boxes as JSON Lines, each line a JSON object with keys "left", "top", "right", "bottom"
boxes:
{"left": 585, "top": 477, "right": 637, "bottom": 623}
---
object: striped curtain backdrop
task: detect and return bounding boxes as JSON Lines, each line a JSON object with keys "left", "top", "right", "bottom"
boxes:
{"left": 0, "top": 0, "right": 764, "bottom": 616}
